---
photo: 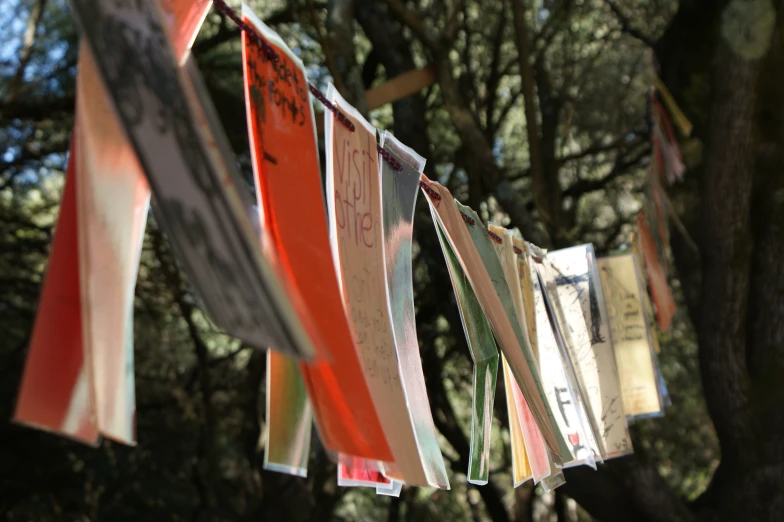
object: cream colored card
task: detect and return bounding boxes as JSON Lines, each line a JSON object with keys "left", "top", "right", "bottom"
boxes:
{"left": 325, "top": 86, "right": 429, "bottom": 487}
{"left": 544, "top": 245, "right": 632, "bottom": 459}
{"left": 598, "top": 255, "right": 663, "bottom": 419}
{"left": 526, "top": 246, "right": 598, "bottom": 468}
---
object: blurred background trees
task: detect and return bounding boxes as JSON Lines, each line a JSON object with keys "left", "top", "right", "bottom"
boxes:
{"left": 1, "top": 0, "right": 781, "bottom": 520}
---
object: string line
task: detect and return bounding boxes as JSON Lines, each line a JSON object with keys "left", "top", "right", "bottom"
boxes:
{"left": 214, "top": 1, "right": 526, "bottom": 250}
{"left": 486, "top": 229, "right": 504, "bottom": 245}
{"left": 212, "top": 0, "right": 402, "bottom": 171}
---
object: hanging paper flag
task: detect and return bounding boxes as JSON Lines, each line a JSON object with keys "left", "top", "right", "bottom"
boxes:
{"left": 534, "top": 245, "right": 605, "bottom": 465}
{"left": 379, "top": 131, "right": 449, "bottom": 489}
{"left": 15, "top": 0, "right": 211, "bottom": 445}
{"left": 512, "top": 234, "right": 569, "bottom": 490}
{"left": 635, "top": 232, "right": 670, "bottom": 410}
{"left": 503, "top": 234, "right": 563, "bottom": 493}
{"left": 420, "top": 177, "right": 566, "bottom": 461}
{"left": 598, "top": 255, "right": 664, "bottom": 420}
{"left": 653, "top": 75, "right": 693, "bottom": 137}
{"left": 240, "top": 7, "right": 390, "bottom": 462}
{"left": 502, "top": 358, "right": 533, "bottom": 485}
{"left": 67, "top": 0, "right": 315, "bottom": 359}
{"left": 636, "top": 213, "right": 676, "bottom": 331}
{"left": 325, "top": 85, "right": 431, "bottom": 487}
{"left": 433, "top": 221, "right": 498, "bottom": 485}
{"left": 14, "top": 140, "right": 99, "bottom": 445}
{"left": 511, "top": 235, "right": 539, "bottom": 360}
{"left": 644, "top": 172, "right": 671, "bottom": 270}
{"left": 512, "top": 234, "right": 570, "bottom": 490}
{"left": 545, "top": 245, "right": 632, "bottom": 459}
{"left": 334, "top": 453, "right": 401, "bottom": 496}
{"left": 525, "top": 244, "right": 598, "bottom": 469}
{"left": 486, "top": 225, "right": 552, "bottom": 485}
{"left": 534, "top": 247, "right": 617, "bottom": 460}
{"left": 264, "top": 350, "right": 312, "bottom": 477}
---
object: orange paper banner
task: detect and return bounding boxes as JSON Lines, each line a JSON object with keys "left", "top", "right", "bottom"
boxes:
{"left": 241, "top": 8, "right": 391, "bottom": 462}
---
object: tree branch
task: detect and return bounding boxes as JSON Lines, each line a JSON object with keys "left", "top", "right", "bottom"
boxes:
{"left": 5, "top": 0, "right": 47, "bottom": 104}
{"left": 559, "top": 133, "right": 646, "bottom": 164}
{"left": 0, "top": 93, "right": 75, "bottom": 122}
{"left": 696, "top": 38, "right": 757, "bottom": 462}
{"left": 444, "top": 0, "right": 465, "bottom": 45}
{"left": 533, "top": 0, "right": 575, "bottom": 56}
{"left": 492, "top": 85, "right": 522, "bottom": 133}
{"left": 151, "top": 227, "right": 219, "bottom": 511}
{"left": 326, "top": 0, "right": 367, "bottom": 112}
{"left": 603, "top": 0, "right": 655, "bottom": 48}
{"left": 192, "top": 3, "right": 322, "bottom": 55}
{"left": 380, "top": 0, "right": 437, "bottom": 52}
{"left": 483, "top": 3, "right": 508, "bottom": 139}
{"left": 562, "top": 144, "right": 649, "bottom": 199}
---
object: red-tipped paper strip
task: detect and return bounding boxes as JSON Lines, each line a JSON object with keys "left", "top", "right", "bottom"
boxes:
{"left": 14, "top": 139, "right": 99, "bottom": 444}
{"left": 15, "top": 0, "right": 212, "bottom": 444}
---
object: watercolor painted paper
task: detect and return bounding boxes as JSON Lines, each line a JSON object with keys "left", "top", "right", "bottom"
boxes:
{"left": 432, "top": 221, "right": 498, "bottom": 485}
{"left": 380, "top": 131, "right": 448, "bottom": 488}
{"left": 528, "top": 253, "right": 598, "bottom": 468}
{"left": 264, "top": 350, "right": 313, "bottom": 477}
{"left": 13, "top": 141, "right": 100, "bottom": 445}
{"left": 15, "top": 0, "right": 210, "bottom": 445}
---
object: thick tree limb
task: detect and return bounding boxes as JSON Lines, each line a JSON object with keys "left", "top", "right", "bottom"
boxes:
{"left": 697, "top": 40, "right": 757, "bottom": 462}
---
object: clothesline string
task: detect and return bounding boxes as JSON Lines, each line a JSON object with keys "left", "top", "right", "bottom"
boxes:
{"left": 211, "top": 0, "right": 522, "bottom": 252}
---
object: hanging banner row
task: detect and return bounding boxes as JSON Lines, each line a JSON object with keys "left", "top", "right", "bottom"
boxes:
{"left": 14, "top": 0, "right": 675, "bottom": 493}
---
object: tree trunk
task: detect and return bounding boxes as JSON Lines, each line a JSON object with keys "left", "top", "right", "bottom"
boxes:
{"left": 656, "top": 1, "right": 784, "bottom": 521}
